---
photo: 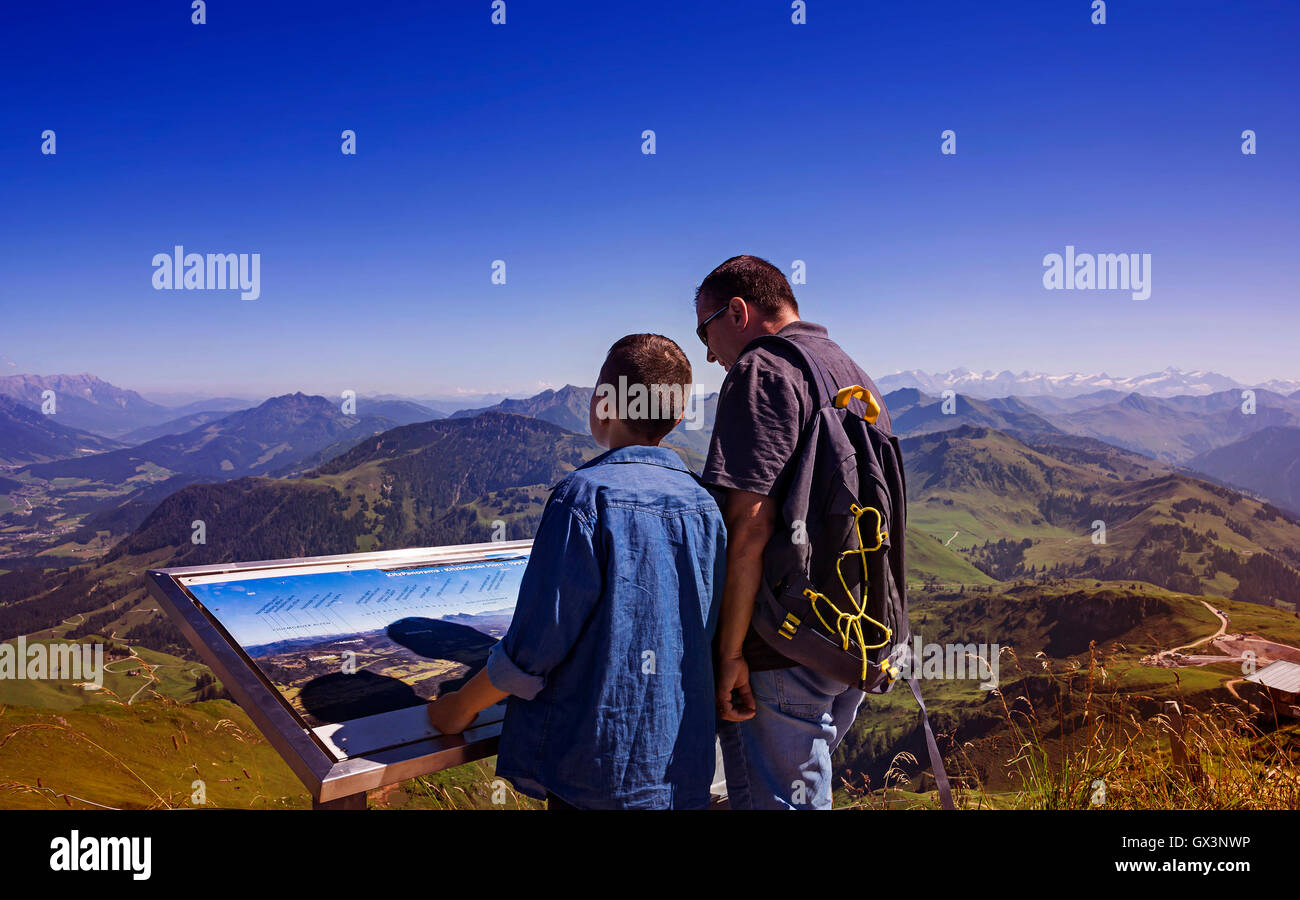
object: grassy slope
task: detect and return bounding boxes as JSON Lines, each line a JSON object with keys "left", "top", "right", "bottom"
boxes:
{"left": 0, "top": 632, "right": 537, "bottom": 809}
{"left": 0, "top": 699, "right": 307, "bottom": 809}
{"left": 835, "top": 578, "right": 1300, "bottom": 803}
{"left": 905, "top": 531, "right": 996, "bottom": 587}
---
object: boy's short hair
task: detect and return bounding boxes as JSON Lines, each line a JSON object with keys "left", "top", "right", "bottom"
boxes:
{"left": 596, "top": 334, "right": 693, "bottom": 442}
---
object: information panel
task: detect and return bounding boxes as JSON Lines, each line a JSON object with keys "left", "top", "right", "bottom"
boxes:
{"left": 183, "top": 557, "right": 527, "bottom": 730}
{"left": 146, "top": 541, "right": 533, "bottom": 803}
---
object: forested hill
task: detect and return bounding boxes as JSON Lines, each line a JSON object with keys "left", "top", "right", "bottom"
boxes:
{"left": 903, "top": 425, "right": 1300, "bottom": 607}
{"left": 109, "top": 412, "right": 602, "bottom": 569}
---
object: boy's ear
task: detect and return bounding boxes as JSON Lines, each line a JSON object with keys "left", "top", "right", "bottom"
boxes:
{"left": 592, "top": 382, "right": 616, "bottom": 421}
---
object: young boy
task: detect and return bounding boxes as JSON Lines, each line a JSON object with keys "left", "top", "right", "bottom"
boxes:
{"left": 426, "top": 334, "right": 726, "bottom": 809}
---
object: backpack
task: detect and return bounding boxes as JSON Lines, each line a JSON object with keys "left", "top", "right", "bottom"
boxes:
{"left": 747, "top": 333, "right": 955, "bottom": 810}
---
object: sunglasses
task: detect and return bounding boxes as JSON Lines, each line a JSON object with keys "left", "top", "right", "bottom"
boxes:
{"left": 695, "top": 304, "right": 730, "bottom": 348}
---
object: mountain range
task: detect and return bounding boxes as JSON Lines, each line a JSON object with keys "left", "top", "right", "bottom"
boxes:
{"left": 884, "top": 387, "right": 1300, "bottom": 462}
{"left": 877, "top": 366, "right": 1300, "bottom": 400}
{"left": 0, "top": 394, "right": 126, "bottom": 465}
{"left": 1188, "top": 426, "right": 1300, "bottom": 515}
{"left": 108, "top": 412, "right": 600, "bottom": 567}
{"left": 435, "top": 378, "right": 1300, "bottom": 495}
{"left": 885, "top": 389, "right": 1061, "bottom": 438}
{"left": 0, "top": 374, "right": 446, "bottom": 444}
{"left": 450, "top": 385, "right": 591, "bottom": 433}
{"left": 449, "top": 383, "right": 718, "bottom": 460}
{"left": 27, "top": 408, "right": 1299, "bottom": 616}
{"left": 8, "top": 370, "right": 1300, "bottom": 561}
{"left": 19, "top": 393, "right": 404, "bottom": 483}
{"left": 0, "top": 373, "right": 188, "bottom": 438}
{"left": 902, "top": 424, "right": 1300, "bottom": 604}
{"left": 0, "top": 394, "right": 445, "bottom": 559}
{"left": 1036, "top": 389, "right": 1300, "bottom": 464}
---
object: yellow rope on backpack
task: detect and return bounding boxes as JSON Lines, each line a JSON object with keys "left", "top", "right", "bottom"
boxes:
{"left": 803, "top": 503, "right": 893, "bottom": 683}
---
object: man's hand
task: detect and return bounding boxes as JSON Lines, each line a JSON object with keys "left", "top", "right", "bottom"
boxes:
{"left": 426, "top": 691, "right": 478, "bottom": 735}
{"left": 713, "top": 488, "right": 775, "bottom": 723}
{"left": 716, "top": 653, "right": 756, "bottom": 722}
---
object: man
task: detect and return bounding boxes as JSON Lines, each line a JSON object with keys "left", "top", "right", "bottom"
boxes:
{"left": 695, "top": 254, "right": 893, "bottom": 810}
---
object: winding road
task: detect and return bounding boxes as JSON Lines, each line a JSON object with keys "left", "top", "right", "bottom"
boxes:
{"left": 1169, "top": 601, "right": 1229, "bottom": 654}
{"left": 102, "top": 652, "right": 203, "bottom": 705}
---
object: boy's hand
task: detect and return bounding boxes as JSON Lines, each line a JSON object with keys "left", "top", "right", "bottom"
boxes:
{"left": 427, "top": 691, "right": 478, "bottom": 735}
{"left": 716, "top": 654, "right": 756, "bottom": 722}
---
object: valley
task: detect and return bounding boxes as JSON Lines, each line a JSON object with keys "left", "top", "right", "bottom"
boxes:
{"left": 0, "top": 370, "right": 1298, "bottom": 808}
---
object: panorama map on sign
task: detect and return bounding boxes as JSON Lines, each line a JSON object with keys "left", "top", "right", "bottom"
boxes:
{"left": 184, "top": 555, "right": 528, "bottom": 729}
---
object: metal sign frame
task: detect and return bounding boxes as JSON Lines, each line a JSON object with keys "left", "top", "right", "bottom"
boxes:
{"left": 145, "top": 539, "right": 533, "bottom": 805}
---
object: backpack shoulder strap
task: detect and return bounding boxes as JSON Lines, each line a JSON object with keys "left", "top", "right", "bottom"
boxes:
{"left": 747, "top": 333, "right": 841, "bottom": 412}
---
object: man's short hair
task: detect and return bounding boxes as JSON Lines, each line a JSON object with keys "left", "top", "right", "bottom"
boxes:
{"left": 694, "top": 254, "right": 799, "bottom": 316}
{"left": 596, "top": 334, "right": 692, "bottom": 442}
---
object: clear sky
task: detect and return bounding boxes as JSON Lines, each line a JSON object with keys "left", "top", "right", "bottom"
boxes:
{"left": 2, "top": 0, "right": 1296, "bottom": 399}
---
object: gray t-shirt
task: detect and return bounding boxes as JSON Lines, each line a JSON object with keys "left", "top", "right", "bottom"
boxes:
{"left": 701, "top": 320, "right": 891, "bottom": 670}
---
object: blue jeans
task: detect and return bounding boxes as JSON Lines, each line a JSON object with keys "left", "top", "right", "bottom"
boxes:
{"left": 717, "top": 664, "right": 865, "bottom": 809}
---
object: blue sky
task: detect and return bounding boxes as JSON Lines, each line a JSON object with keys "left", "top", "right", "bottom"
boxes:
{"left": 2, "top": 0, "right": 1297, "bottom": 399}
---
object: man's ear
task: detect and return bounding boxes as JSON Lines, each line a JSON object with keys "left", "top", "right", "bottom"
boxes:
{"left": 729, "top": 295, "right": 749, "bottom": 330}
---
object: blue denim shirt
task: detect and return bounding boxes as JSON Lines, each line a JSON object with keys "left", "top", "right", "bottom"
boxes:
{"left": 485, "top": 444, "right": 726, "bottom": 809}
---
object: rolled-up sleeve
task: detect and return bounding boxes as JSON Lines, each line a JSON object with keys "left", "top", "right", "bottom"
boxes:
{"left": 485, "top": 494, "right": 603, "bottom": 701}
{"left": 702, "top": 353, "right": 803, "bottom": 498}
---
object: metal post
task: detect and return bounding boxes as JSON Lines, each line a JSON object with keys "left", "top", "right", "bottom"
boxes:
{"left": 313, "top": 792, "right": 368, "bottom": 810}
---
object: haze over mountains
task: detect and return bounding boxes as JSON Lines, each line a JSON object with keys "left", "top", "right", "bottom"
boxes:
{"left": 1031, "top": 390, "right": 1300, "bottom": 464}
{"left": 5, "top": 364, "right": 1300, "bottom": 568}
{"left": 0, "top": 392, "right": 445, "bottom": 559}
{"left": 20, "top": 393, "right": 417, "bottom": 483}
{"left": 886, "top": 389, "right": 1062, "bottom": 438}
{"left": 0, "top": 374, "right": 447, "bottom": 445}
{"left": 1188, "top": 427, "right": 1300, "bottom": 515}
{"left": 877, "top": 366, "right": 1300, "bottom": 400}
{"left": 0, "top": 395, "right": 125, "bottom": 465}
{"left": 117, "top": 409, "right": 246, "bottom": 445}
{"left": 885, "top": 386, "right": 1300, "bottom": 466}
{"left": 449, "top": 384, "right": 592, "bottom": 433}
{"left": 0, "top": 373, "right": 208, "bottom": 438}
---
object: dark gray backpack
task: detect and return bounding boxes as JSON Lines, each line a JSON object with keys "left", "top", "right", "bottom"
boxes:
{"left": 748, "top": 333, "right": 954, "bottom": 809}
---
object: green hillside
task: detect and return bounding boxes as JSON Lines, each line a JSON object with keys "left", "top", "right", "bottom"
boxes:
{"left": 0, "top": 696, "right": 310, "bottom": 809}
{"left": 902, "top": 426, "right": 1300, "bottom": 609}
{"left": 905, "top": 530, "right": 997, "bottom": 588}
